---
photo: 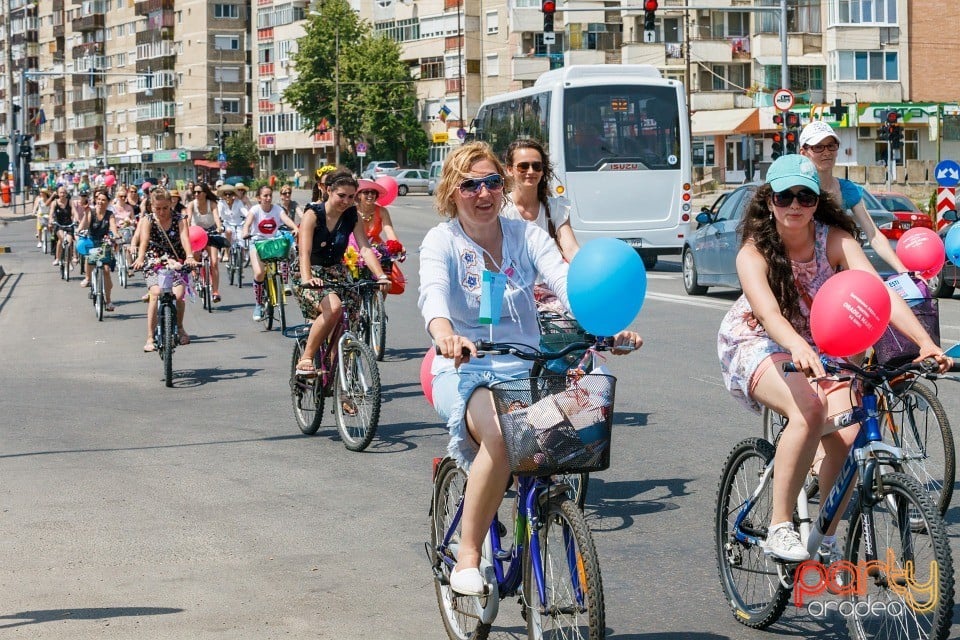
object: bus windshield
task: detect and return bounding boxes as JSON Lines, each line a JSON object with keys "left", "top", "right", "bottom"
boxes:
{"left": 563, "top": 84, "right": 682, "bottom": 172}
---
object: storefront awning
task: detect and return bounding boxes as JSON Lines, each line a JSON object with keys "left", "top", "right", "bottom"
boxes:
{"left": 755, "top": 54, "right": 827, "bottom": 67}
{"left": 193, "top": 159, "right": 220, "bottom": 169}
{"left": 692, "top": 108, "right": 759, "bottom": 137}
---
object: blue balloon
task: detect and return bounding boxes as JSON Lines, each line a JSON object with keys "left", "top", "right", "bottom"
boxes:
{"left": 76, "top": 236, "right": 94, "bottom": 257}
{"left": 946, "top": 224, "right": 960, "bottom": 264}
{"left": 567, "top": 238, "right": 646, "bottom": 336}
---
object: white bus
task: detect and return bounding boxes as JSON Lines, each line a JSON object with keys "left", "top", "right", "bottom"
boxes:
{"left": 473, "top": 64, "right": 692, "bottom": 269}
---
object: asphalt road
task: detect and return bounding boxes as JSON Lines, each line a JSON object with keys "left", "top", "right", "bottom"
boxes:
{"left": 2, "top": 196, "right": 960, "bottom": 639}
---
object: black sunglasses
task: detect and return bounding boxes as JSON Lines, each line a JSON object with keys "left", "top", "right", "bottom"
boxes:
{"left": 458, "top": 174, "right": 504, "bottom": 196}
{"left": 514, "top": 161, "right": 543, "bottom": 172}
{"left": 772, "top": 189, "right": 819, "bottom": 208}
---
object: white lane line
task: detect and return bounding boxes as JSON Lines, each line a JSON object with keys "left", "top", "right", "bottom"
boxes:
{"left": 647, "top": 274, "right": 680, "bottom": 280}
{"left": 646, "top": 290, "right": 734, "bottom": 310}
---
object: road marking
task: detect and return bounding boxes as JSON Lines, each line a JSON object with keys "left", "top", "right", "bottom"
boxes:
{"left": 646, "top": 273, "right": 679, "bottom": 280}
{"left": 646, "top": 291, "right": 733, "bottom": 310}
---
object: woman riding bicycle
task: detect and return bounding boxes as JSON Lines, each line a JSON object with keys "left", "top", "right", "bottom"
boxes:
{"left": 188, "top": 182, "right": 226, "bottom": 303}
{"left": 78, "top": 188, "right": 119, "bottom": 311}
{"left": 292, "top": 170, "right": 389, "bottom": 376}
{"left": 716, "top": 154, "right": 949, "bottom": 563}
{"left": 419, "top": 141, "right": 641, "bottom": 596}
{"left": 242, "top": 185, "right": 299, "bottom": 322}
{"left": 132, "top": 187, "right": 198, "bottom": 352}
{"left": 49, "top": 185, "right": 75, "bottom": 267}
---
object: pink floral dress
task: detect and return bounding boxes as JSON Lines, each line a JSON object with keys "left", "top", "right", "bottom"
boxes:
{"left": 718, "top": 222, "right": 836, "bottom": 412}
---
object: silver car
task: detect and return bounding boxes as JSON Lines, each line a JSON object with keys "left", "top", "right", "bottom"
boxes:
{"left": 682, "top": 184, "right": 899, "bottom": 295}
{"left": 393, "top": 169, "right": 429, "bottom": 196}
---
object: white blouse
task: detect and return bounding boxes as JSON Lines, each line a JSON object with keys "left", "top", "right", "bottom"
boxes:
{"left": 500, "top": 194, "right": 572, "bottom": 235}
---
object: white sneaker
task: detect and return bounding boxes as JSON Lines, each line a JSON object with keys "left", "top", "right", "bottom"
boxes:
{"left": 762, "top": 523, "right": 809, "bottom": 562}
{"left": 37, "top": 241, "right": 42, "bottom": 248}
{"left": 52, "top": 259, "right": 61, "bottom": 266}
{"left": 252, "top": 304, "right": 264, "bottom": 321}
{"left": 284, "top": 284, "right": 292, "bottom": 295}
{"left": 449, "top": 567, "right": 486, "bottom": 596}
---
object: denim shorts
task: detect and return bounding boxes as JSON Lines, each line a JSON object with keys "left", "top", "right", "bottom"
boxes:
{"left": 432, "top": 367, "right": 529, "bottom": 471}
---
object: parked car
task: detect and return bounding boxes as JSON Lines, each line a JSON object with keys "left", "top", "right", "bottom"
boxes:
{"left": 871, "top": 190, "right": 934, "bottom": 236}
{"left": 682, "top": 184, "right": 899, "bottom": 295}
{"left": 361, "top": 161, "right": 398, "bottom": 180}
{"left": 427, "top": 161, "right": 443, "bottom": 196}
{"left": 927, "top": 210, "right": 959, "bottom": 298}
{"left": 393, "top": 168, "right": 429, "bottom": 195}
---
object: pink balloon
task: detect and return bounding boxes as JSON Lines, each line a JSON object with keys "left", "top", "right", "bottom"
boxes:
{"left": 810, "top": 270, "right": 892, "bottom": 357}
{"left": 188, "top": 226, "right": 209, "bottom": 253}
{"left": 420, "top": 347, "right": 436, "bottom": 406}
{"left": 896, "top": 227, "right": 944, "bottom": 275}
{"left": 375, "top": 176, "right": 399, "bottom": 207}
{"left": 104, "top": 174, "right": 116, "bottom": 187}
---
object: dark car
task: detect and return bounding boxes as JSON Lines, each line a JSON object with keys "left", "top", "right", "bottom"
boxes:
{"left": 682, "top": 184, "right": 899, "bottom": 295}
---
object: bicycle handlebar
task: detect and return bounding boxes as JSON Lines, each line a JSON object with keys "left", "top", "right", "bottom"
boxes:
{"left": 435, "top": 337, "right": 628, "bottom": 363}
{"left": 781, "top": 357, "right": 956, "bottom": 381}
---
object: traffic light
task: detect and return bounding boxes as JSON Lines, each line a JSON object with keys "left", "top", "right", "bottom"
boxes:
{"left": 772, "top": 113, "right": 784, "bottom": 127}
{"left": 785, "top": 111, "right": 800, "bottom": 129}
{"left": 644, "top": 0, "right": 658, "bottom": 31}
{"left": 542, "top": 0, "right": 555, "bottom": 34}
{"left": 771, "top": 132, "right": 783, "bottom": 160}
{"left": 785, "top": 131, "right": 798, "bottom": 155}
{"left": 19, "top": 135, "right": 32, "bottom": 164}
{"left": 886, "top": 110, "right": 902, "bottom": 149}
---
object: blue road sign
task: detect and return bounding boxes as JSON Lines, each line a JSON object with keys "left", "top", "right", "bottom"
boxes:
{"left": 218, "top": 152, "right": 227, "bottom": 163}
{"left": 935, "top": 159, "right": 960, "bottom": 188}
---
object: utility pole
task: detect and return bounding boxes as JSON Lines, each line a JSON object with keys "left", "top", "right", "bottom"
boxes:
{"left": 334, "top": 27, "right": 340, "bottom": 166}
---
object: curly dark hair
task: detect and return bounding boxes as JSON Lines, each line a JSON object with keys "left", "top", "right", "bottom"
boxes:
{"left": 738, "top": 184, "right": 857, "bottom": 330}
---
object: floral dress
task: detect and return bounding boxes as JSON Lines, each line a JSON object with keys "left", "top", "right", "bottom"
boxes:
{"left": 717, "top": 222, "right": 836, "bottom": 413}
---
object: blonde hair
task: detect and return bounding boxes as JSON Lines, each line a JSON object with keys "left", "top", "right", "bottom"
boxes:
{"left": 434, "top": 141, "right": 508, "bottom": 219}
{"left": 150, "top": 187, "right": 170, "bottom": 202}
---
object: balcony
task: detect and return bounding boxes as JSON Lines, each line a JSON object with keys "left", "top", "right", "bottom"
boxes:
{"left": 136, "top": 55, "right": 176, "bottom": 72}
{"left": 12, "top": 31, "right": 38, "bottom": 45}
{"left": 73, "top": 97, "right": 104, "bottom": 114}
{"left": 53, "top": 23, "right": 65, "bottom": 38}
{"left": 258, "top": 62, "right": 275, "bottom": 77}
{"left": 511, "top": 54, "right": 550, "bottom": 82}
{"left": 258, "top": 98, "right": 275, "bottom": 113}
{"left": 72, "top": 41, "right": 103, "bottom": 59}
{"left": 258, "top": 27, "right": 274, "bottom": 41}
{"left": 74, "top": 124, "right": 103, "bottom": 142}
{"left": 691, "top": 92, "right": 754, "bottom": 111}
{"left": 136, "top": 87, "right": 175, "bottom": 103}
{"left": 53, "top": 0, "right": 63, "bottom": 10}
{"left": 136, "top": 118, "right": 173, "bottom": 136}
{"left": 72, "top": 14, "right": 105, "bottom": 32}
{"left": 54, "top": 104, "right": 65, "bottom": 118}
{"left": 54, "top": 77, "right": 64, "bottom": 93}
{"left": 54, "top": 131, "right": 65, "bottom": 144}
{"left": 13, "top": 56, "right": 39, "bottom": 71}
{"left": 509, "top": 6, "right": 546, "bottom": 33}
{"left": 134, "top": 0, "right": 174, "bottom": 15}
{"left": 136, "top": 28, "right": 172, "bottom": 46}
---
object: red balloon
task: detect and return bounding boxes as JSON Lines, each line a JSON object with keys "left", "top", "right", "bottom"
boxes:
{"left": 375, "top": 176, "right": 399, "bottom": 207}
{"left": 104, "top": 174, "right": 116, "bottom": 187}
{"left": 810, "top": 270, "right": 892, "bottom": 357}
{"left": 896, "top": 227, "right": 944, "bottom": 275}
{"left": 420, "top": 347, "right": 436, "bottom": 406}
{"left": 188, "top": 226, "right": 209, "bottom": 252}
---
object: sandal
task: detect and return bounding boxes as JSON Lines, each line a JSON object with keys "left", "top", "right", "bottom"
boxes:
{"left": 80, "top": 278, "right": 90, "bottom": 287}
{"left": 143, "top": 342, "right": 156, "bottom": 352}
{"left": 141, "top": 293, "right": 150, "bottom": 303}
{"left": 212, "top": 292, "right": 221, "bottom": 303}
{"left": 179, "top": 333, "right": 190, "bottom": 346}
{"left": 295, "top": 358, "right": 318, "bottom": 377}
{"left": 105, "top": 303, "right": 116, "bottom": 312}
{"left": 340, "top": 398, "right": 359, "bottom": 416}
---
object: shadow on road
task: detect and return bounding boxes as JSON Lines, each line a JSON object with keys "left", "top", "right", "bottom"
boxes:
{"left": 170, "top": 366, "right": 262, "bottom": 387}
{"left": 0, "top": 434, "right": 304, "bottom": 460}
{"left": 0, "top": 606, "right": 184, "bottom": 630}
{"left": 584, "top": 476, "right": 693, "bottom": 532}
{"left": 0, "top": 272, "right": 22, "bottom": 315}
{"left": 381, "top": 380, "right": 427, "bottom": 402}
{"left": 381, "top": 347, "right": 429, "bottom": 363}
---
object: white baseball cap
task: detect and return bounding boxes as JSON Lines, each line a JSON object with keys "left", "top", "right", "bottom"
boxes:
{"left": 799, "top": 120, "right": 840, "bottom": 148}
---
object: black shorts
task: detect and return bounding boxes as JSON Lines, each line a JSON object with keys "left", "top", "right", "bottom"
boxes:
{"left": 204, "top": 230, "right": 228, "bottom": 250}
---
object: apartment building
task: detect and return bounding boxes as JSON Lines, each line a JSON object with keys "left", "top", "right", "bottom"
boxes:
{"left": 0, "top": 0, "right": 251, "bottom": 186}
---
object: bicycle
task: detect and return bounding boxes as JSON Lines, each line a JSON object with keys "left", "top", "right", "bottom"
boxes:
{"left": 288, "top": 281, "right": 382, "bottom": 451}
{"left": 87, "top": 241, "right": 114, "bottom": 322}
{"left": 38, "top": 214, "right": 52, "bottom": 254}
{"left": 357, "top": 280, "right": 387, "bottom": 361}
{"left": 228, "top": 235, "right": 246, "bottom": 288}
{"left": 254, "top": 235, "right": 291, "bottom": 331}
{"left": 116, "top": 226, "right": 133, "bottom": 288}
{"left": 717, "top": 357, "right": 955, "bottom": 639}
{"left": 429, "top": 337, "right": 621, "bottom": 640}
{"left": 196, "top": 250, "right": 214, "bottom": 312}
{"left": 150, "top": 264, "right": 193, "bottom": 388}
{"left": 54, "top": 222, "right": 76, "bottom": 281}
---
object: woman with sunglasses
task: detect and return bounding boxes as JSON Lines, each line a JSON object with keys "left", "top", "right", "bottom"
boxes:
{"left": 188, "top": 183, "right": 226, "bottom": 303}
{"left": 292, "top": 169, "right": 389, "bottom": 376}
{"left": 278, "top": 186, "right": 304, "bottom": 225}
{"left": 799, "top": 120, "right": 906, "bottom": 273}
{"left": 419, "top": 142, "right": 641, "bottom": 596}
{"left": 355, "top": 178, "right": 400, "bottom": 245}
{"left": 716, "top": 154, "right": 947, "bottom": 562}
{"left": 77, "top": 188, "right": 119, "bottom": 310}
{"left": 502, "top": 139, "right": 579, "bottom": 263}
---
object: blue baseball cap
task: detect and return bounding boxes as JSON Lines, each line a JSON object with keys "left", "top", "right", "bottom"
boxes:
{"left": 765, "top": 154, "right": 820, "bottom": 194}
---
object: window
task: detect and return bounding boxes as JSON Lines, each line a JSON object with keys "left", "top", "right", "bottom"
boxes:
{"left": 834, "top": 0, "right": 896, "bottom": 24}
{"left": 708, "top": 64, "right": 749, "bottom": 91}
{"left": 260, "top": 80, "right": 273, "bottom": 99}
{"left": 485, "top": 53, "right": 499, "bottom": 77}
{"left": 710, "top": 11, "right": 748, "bottom": 37}
{"left": 763, "top": 65, "right": 823, "bottom": 92}
{"left": 375, "top": 17, "right": 420, "bottom": 42}
{"left": 215, "top": 35, "right": 241, "bottom": 50}
{"left": 485, "top": 10, "right": 498, "bottom": 35}
{"left": 214, "top": 66, "right": 241, "bottom": 83}
{"left": 420, "top": 56, "right": 443, "bottom": 80}
{"left": 214, "top": 3, "right": 240, "bottom": 18}
{"left": 216, "top": 98, "right": 241, "bottom": 114}
{"left": 758, "top": 0, "right": 820, "bottom": 34}
{"left": 835, "top": 50, "right": 898, "bottom": 81}
{"left": 444, "top": 54, "right": 463, "bottom": 79}
{"left": 258, "top": 44, "right": 274, "bottom": 63}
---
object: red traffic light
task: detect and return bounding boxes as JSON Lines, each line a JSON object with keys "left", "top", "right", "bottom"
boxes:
{"left": 772, "top": 133, "right": 783, "bottom": 143}
{"left": 886, "top": 110, "right": 899, "bottom": 123}
{"left": 786, "top": 112, "right": 800, "bottom": 127}
{"left": 644, "top": 0, "right": 658, "bottom": 10}
{"left": 773, "top": 114, "right": 784, "bottom": 125}
{"left": 785, "top": 131, "right": 797, "bottom": 143}
{"left": 542, "top": 0, "right": 555, "bottom": 12}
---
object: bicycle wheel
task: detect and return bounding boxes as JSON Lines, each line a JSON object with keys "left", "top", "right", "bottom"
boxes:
{"left": 237, "top": 247, "right": 245, "bottom": 288}
{"left": 290, "top": 339, "right": 324, "bottom": 435}
{"left": 369, "top": 291, "right": 387, "bottom": 361}
{"left": 118, "top": 250, "right": 128, "bottom": 288}
{"left": 555, "top": 473, "right": 589, "bottom": 510}
{"left": 61, "top": 242, "right": 71, "bottom": 281}
{"left": 334, "top": 339, "right": 381, "bottom": 452}
{"left": 275, "top": 273, "right": 287, "bottom": 331}
{"left": 431, "top": 458, "right": 492, "bottom": 640}
{"left": 715, "top": 437, "right": 790, "bottom": 629}
{"left": 844, "top": 472, "right": 954, "bottom": 640}
{"left": 884, "top": 381, "right": 955, "bottom": 517}
{"left": 264, "top": 274, "right": 276, "bottom": 331}
{"left": 41, "top": 227, "right": 50, "bottom": 254}
{"left": 523, "top": 495, "right": 605, "bottom": 640}
{"left": 94, "top": 267, "right": 104, "bottom": 321}
{"left": 161, "top": 304, "right": 175, "bottom": 388}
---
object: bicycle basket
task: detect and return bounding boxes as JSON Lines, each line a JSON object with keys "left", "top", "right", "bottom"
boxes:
{"left": 873, "top": 295, "right": 940, "bottom": 367}
{"left": 491, "top": 373, "right": 615, "bottom": 476}
{"left": 254, "top": 236, "right": 291, "bottom": 261}
{"left": 538, "top": 313, "right": 589, "bottom": 373}
{"left": 157, "top": 269, "right": 176, "bottom": 290}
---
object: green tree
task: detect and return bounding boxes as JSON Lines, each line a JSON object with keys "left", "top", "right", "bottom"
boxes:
{"left": 224, "top": 126, "right": 258, "bottom": 177}
{"left": 285, "top": 0, "right": 428, "bottom": 166}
